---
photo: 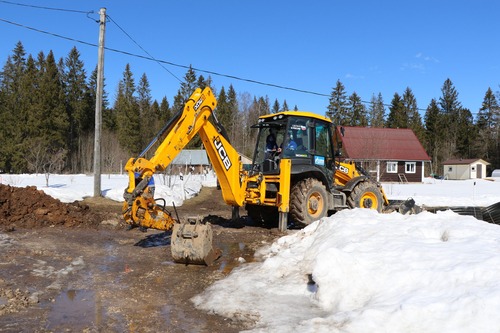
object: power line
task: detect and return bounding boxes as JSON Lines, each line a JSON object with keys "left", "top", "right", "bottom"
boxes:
{"left": 0, "top": 16, "right": 329, "bottom": 99}
{"left": 107, "top": 15, "right": 182, "bottom": 83}
{"left": 0, "top": 17, "right": 98, "bottom": 48}
{"left": 0, "top": 0, "right": 93, "bottom": 14}
{"left": 0, "top": 16, "right": 483, "bottom": 114}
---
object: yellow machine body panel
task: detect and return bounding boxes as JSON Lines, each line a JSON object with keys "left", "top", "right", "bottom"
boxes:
{"left": 121, "top": 87, "right": 406, "bottom": 264}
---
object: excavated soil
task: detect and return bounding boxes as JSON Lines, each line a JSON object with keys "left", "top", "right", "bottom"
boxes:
{"left": 0, "top": 185, "right": 103, "bottom": 230}
{"left": 0, "top": 184, "right": 281, "bottom": 332}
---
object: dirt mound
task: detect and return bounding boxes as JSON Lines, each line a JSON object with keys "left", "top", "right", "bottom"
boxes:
{"left": 0, "top": 184, "right": 104, "bottom": 229}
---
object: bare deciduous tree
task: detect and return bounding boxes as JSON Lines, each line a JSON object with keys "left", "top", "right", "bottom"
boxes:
{"left": 25, "top": 139, "right": 67, "bottom": 186}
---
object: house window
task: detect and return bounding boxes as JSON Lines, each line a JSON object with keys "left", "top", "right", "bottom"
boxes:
{"left": 405, "top": 162, "right": 416, "bottom": 174}
{"left": 448, "top": 166, "right": 453, "bottom": 172}
{"left": 387, "top": 161, "right": 398, "bottom": 173}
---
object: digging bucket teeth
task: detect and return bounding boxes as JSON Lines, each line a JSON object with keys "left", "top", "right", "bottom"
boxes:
{"left": 171, "top": 217, "right": 221, "bottom": 265}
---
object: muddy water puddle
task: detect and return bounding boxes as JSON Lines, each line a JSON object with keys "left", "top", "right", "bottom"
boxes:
{"left": 217, "top": 242, "right": 257, "bottom": 274}
{"left": 45, "top": 289, "right": 101, "bottom": 330}
{"left": 36, "top": 233, "right": 262, "bottom": 331}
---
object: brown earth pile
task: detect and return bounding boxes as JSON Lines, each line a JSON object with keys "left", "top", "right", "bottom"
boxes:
{"left": 0, "top": 184, "right": 103, "bottom": 229}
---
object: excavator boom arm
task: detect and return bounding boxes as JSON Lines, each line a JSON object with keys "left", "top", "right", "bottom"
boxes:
{"left": 123, "top": 87, "right": 245, "bottom": 230}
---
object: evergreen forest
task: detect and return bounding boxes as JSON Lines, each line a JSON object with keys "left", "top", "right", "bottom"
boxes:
{"left": 1, "top": 42, "right": 499, "bottom": 175}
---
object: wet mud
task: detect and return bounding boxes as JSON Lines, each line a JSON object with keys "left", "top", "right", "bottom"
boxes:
{"left": 0, "top": 185, "right": 280, "bottom": 332}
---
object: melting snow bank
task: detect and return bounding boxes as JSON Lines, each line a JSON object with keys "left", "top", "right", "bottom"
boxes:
{"left": 0, "top": 173, "right": 217, "bottom": 204}
{"left": 193, "top": 209, "right": 500, "bottom": 333}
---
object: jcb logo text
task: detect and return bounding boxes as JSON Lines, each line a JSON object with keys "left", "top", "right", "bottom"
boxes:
{"left": 194, "top": 94, "right": 205, "bottom": 111}
{"left": 338, "top": 165, "right": 349, "bottom": 174}
{"left": 214, "top": 137, "right": 232, "bottom": 171}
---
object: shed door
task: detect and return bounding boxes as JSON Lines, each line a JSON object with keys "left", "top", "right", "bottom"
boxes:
{"left": 477, "top": 164, "right": 482, "bottom": 178}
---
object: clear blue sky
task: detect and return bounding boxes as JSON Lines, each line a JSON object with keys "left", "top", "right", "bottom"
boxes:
{"left": 1, "top": 0, "right": 499, "bottom": 118}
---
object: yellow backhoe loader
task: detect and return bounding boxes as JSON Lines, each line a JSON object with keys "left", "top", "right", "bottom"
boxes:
{"left": 122, "top": 87, "right": 414, "bottom": 265}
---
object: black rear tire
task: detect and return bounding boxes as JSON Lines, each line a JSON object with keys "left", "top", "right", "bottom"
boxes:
{"left": 347, "top": 181, "right": 384, "bottom": 212}
{"left": 289, "top": 178, "right": 328, "bottom": 226}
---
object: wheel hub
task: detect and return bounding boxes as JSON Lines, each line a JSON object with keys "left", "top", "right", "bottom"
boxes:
{"left": 362, "top": 198, "right": 373, "bottom": 208}
{"left": 309, "top": 197, "right": 319, "bottom": 212}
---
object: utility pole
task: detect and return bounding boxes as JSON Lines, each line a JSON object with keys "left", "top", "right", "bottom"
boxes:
{"left": 93, "top": 7, "right": 106, "bottom": 197}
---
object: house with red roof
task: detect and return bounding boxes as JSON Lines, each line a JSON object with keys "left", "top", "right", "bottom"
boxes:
{"left": 335, "top": 126, "right": 431, "bottom": 182}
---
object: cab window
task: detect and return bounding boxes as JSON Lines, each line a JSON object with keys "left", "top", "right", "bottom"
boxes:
{"left": 314, "top": 122, "right": 333, "bottom": 169}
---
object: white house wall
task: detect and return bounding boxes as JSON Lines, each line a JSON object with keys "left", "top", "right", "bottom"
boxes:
{"left": 446, "top": 165, "right": 469, "bottom": 180}
{"left": 444, "top": 162, "right": 489, "bottom": 180}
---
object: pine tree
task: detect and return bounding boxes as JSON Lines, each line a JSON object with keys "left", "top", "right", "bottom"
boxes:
{"left": 281, "top": 100, "right": 289, "bottom": 112}
{"left": 348, "top": 92, "right": 367, "bottom": 126}
{"left": 63, "top": 47, "right": 93, "bottom": 172}
{"left": 438, "top": 78, "right": 462, "bottom": 156}
{"left": 89, "top": 66, "right": 112, "bottom": 130}
{"left": 455, "top": 108, "right": 476, "bottom": 158}
{"left": 386, "top": 93, "right": 406, "bottom": 128}
{"left": 174, "top": 66, "right": 203, "bottom": 149}
{"left": 115, "top": 64, "right": 141, "bottom": 155}
{"left": 424, "top": 99, "right": 444, "bottom": 174}
{"left": 0, "top": 84, "right": 9, "bottom": 171}
{"left": 248, "top": 96, "right": 262, "bottom": 129}
{"left": 39, "top": 51, "right": 69, "bottom": 146}
{"left": 402, "top": 87, "right": 425, "bottom": 142}
{"left": 172, "top": 91, "right": 184, "bottom": 115}
{"left": 21, "top": 51, "right": 70, "bottom": 172}
{"left": 227, "top": 84, "right": 238, "bottom": 140}
{"left": 173, "top": 65, "right": 197, "bottom": 112}
{"left": 14, "top": 55, "right": 38, "bottom": 172}
{"left": 0, "top": 42, "right": 27, "bottom": 171}
{"left": 137, "top": 73, "right": 155, "bottom": 145}
{"left": 368, "top": 93, "right": 385, "bottom": 127}
{"left": 326, "top": 80, "right": 348, "bottom": 125}
{"left": 159, "top": 96, "right": 171, "bottom": 124}
{"left": 216, "top": 86, "right": 230, "bottom": 130}
{"left": 258, "top": 96, "right": 271, "bottom": 115}
{"left": 149, "top": 96, "right": 171, "bottom": 151}
{"left": 196, "top": 74, "right": 214, "bottom": 92}
{"left": 477, "top": 88, "right": 498, "bottom": 129}
{"left": 476, "top": 88, "right": 500, "bottom": 168}
{"left": 272, "top": 99, "right": 280, "bottom": 114}
{"left": 150, "top": 100, "right": 161, "bottom": 132}
{"left": 1, "top": 41, "right": 26, "bottom": 95}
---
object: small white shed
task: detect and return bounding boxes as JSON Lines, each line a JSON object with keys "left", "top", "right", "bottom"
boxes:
{"left": 442, "top": 158, "right": 490, "bottom": 180}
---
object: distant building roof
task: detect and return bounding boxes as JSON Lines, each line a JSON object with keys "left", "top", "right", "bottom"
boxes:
{"left": 339, "top": 126, "right": 431, "bottom": 161}
{"left": 172, "top": 150, "right": 209, "bottom": 165}
{"left": 442, "top": 158, "right": 490, "bottom": 165}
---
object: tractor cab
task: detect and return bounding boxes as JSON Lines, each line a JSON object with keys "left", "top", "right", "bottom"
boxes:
{"left": 250, "top": 112, "right": 337, "bottom": 186}
{"left": 251, "top": 113, "right": 310, "bottom": 174}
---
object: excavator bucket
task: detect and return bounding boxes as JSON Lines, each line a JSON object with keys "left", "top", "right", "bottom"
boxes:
{"left": 170, "top": 218, "right": 221, "bottom": 265}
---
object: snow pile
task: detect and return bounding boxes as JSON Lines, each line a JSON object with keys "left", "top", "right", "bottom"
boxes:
{"left": 193, "top": 209, "right": 500, "bottom": 332}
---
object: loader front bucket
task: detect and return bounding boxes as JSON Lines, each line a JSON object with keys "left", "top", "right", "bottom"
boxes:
{"left": 384, "top": 198, "right": 423, "bottom": 215}
{"left": 171, "top": 218, "right": 221, "bottom": 265}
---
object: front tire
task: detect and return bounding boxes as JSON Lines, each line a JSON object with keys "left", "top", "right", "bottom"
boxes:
{"left": 289, "top": 178, "right": 328, "bottom": 226}
{"left": 347, "top": 181, "right": 384, "bottom": 212}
